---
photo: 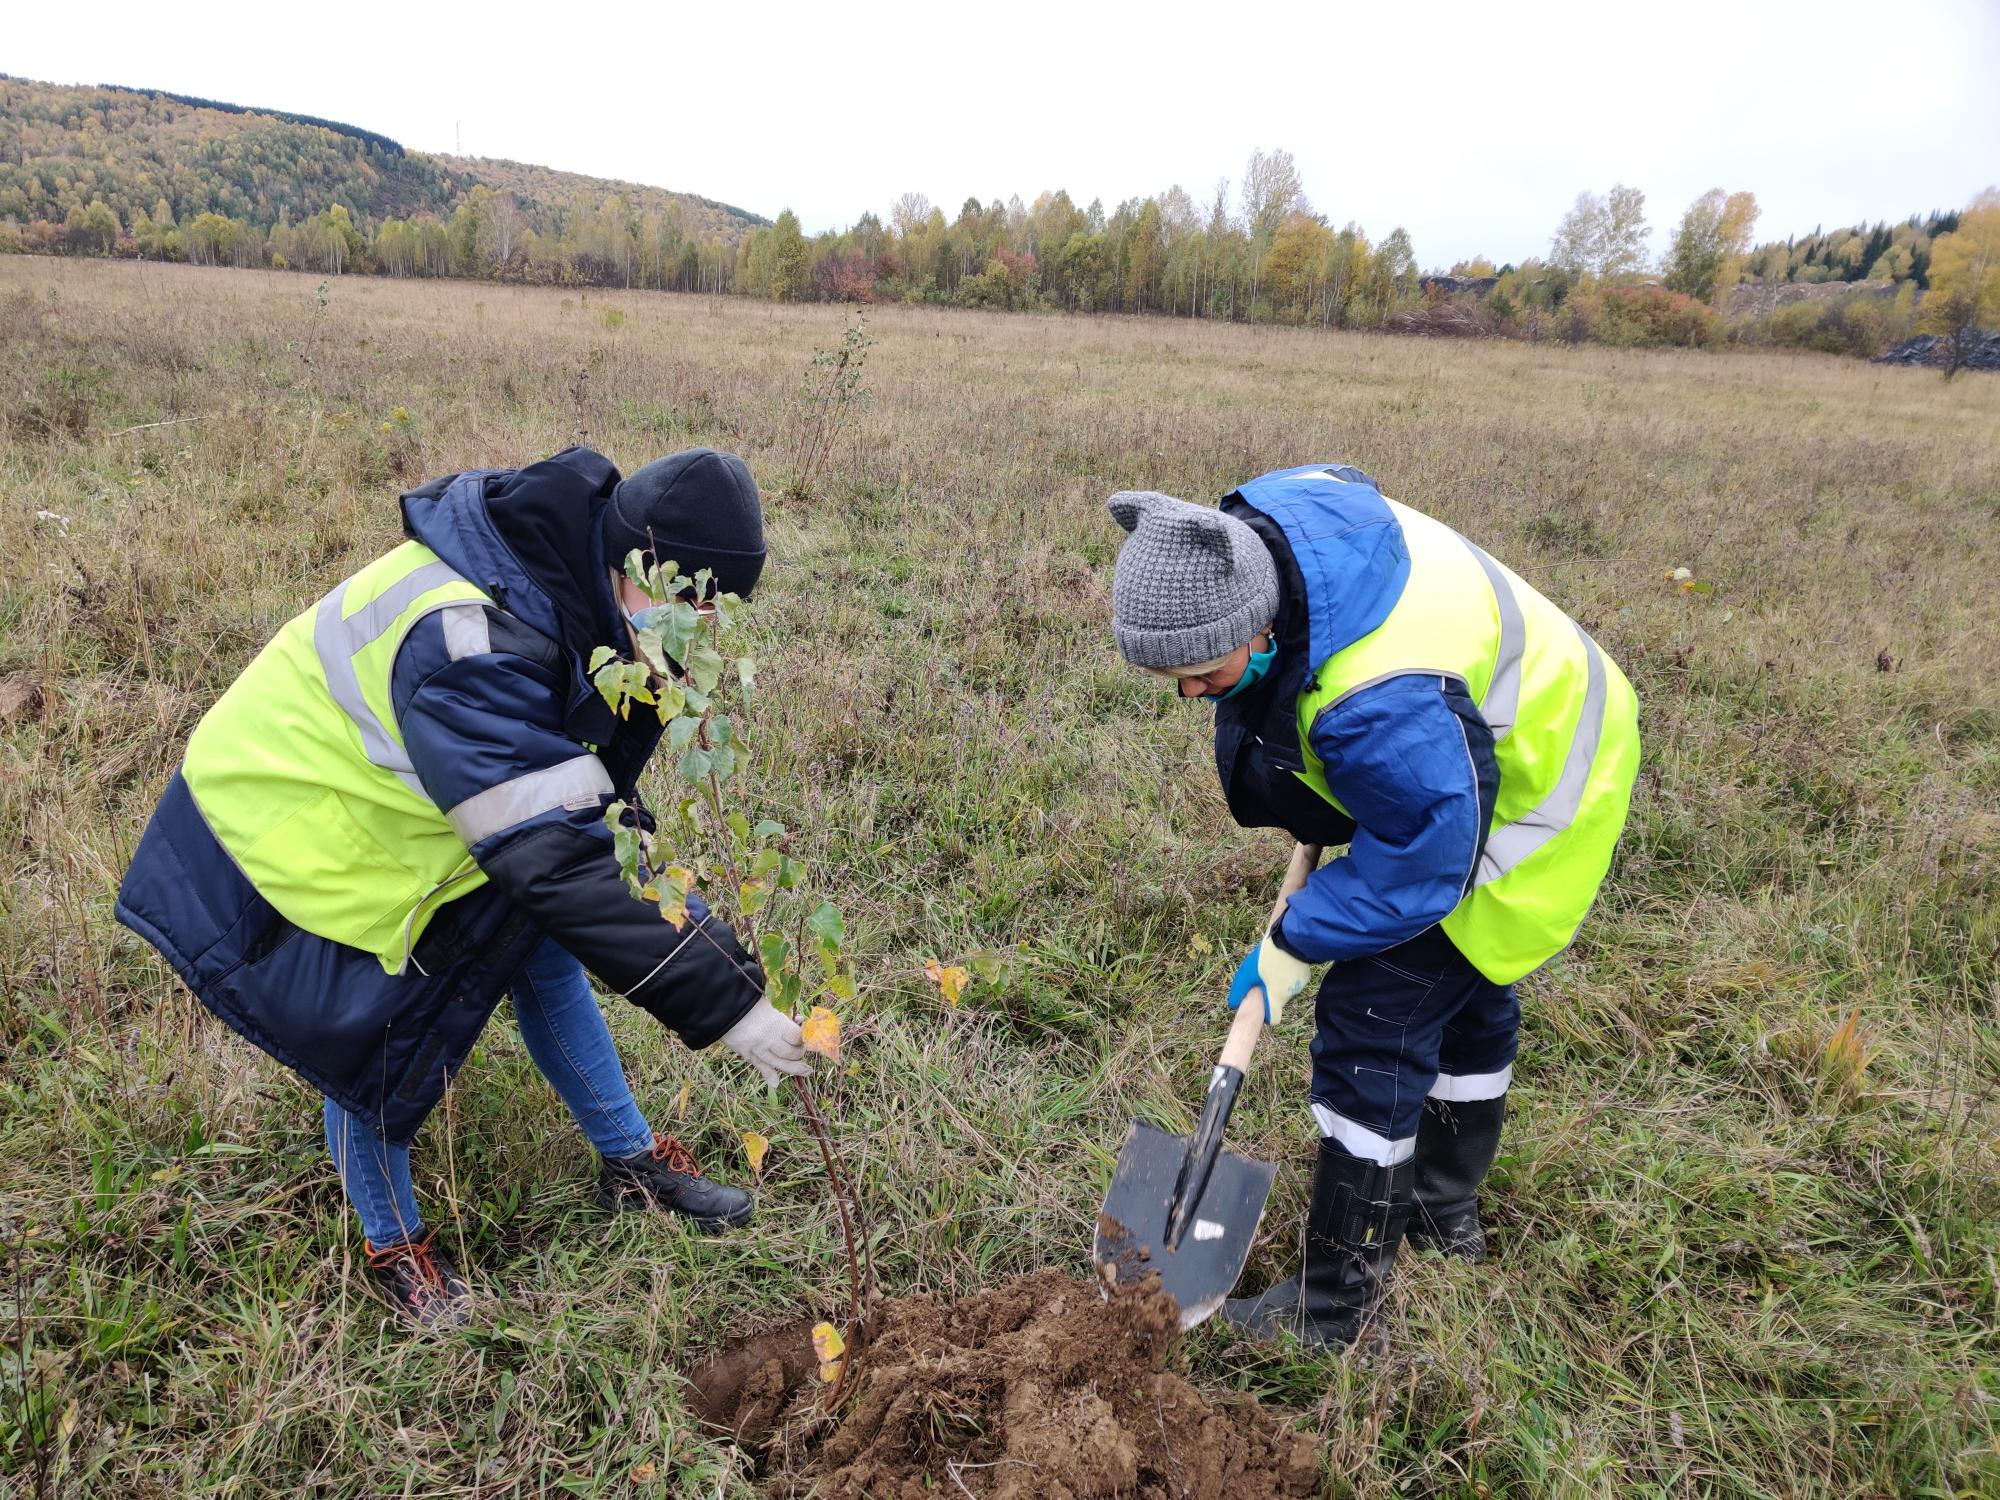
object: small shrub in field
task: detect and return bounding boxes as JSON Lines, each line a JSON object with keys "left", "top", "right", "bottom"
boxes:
{"left": 1524, "top": 508, "right": 1609, "bottom": 556}
{"left": 785, "top": 317, "right": 873, "bottom": 503}
{"left": 1582, "top": 285, "right": 1721, "bottom": 349}
{"left": 599, "top": 307, "right": 626, "bottom": 331}
{"left": 1745, "top": 298, "right": 1914, "bottom": 359}
{"left": 9, "top": 364, "right": 99, "bottom": 440}
{"left": 620, "top": 392, "right": 716, "bottom": 441}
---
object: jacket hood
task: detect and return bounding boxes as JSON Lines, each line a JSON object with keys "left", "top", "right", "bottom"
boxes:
{"left": 400, "top": 446, "right": 625, "bottom": 661}
{"left": 1227, "top": 464, "right": 1411, "bottom": 672}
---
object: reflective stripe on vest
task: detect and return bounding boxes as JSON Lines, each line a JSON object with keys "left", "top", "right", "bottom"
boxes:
{"left": 314, "top": 560, "right": 466, "bottom": 798}
{"left": 1473, "top": 621, "right": 1605, "bottom": 889}
{"left": 1458, "top": 538, "right": 1524, "bottom": 744}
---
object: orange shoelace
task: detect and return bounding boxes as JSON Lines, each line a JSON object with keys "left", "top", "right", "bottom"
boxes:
{"left": 365, "top": 1233, "right": 450, "bottom": 1306}
{"left": 649, "top": 1132, "right": 703, "bottom": 1177}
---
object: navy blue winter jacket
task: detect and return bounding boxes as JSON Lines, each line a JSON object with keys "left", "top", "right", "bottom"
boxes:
{"left": 1214, "top": 465, "right": 1499, "bottom": 965}
{"left": 115, "top": 448, "right": 763, "bottom": 1143}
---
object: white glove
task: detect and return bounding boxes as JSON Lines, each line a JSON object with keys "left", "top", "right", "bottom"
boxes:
{"left": 720, "top": 999, "right": 809, "bottom": 1086}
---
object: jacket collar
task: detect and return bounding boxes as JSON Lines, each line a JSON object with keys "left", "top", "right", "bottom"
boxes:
{"left": 399, "top": 446, "right": 624, "bottom": 663}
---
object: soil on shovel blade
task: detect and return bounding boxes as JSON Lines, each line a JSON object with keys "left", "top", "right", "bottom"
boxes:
{"left": 687, "top": 1267, "right": 1321, "bottom": 1499}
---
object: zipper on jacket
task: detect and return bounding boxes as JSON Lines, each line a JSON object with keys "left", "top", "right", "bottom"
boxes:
{"left": 402, "top": 861, "right": 486, "bottom": 976}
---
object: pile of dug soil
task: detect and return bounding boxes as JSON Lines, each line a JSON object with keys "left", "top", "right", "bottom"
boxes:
{"left": 688, "top": 1268, "right": 1320, "bottom": 1499}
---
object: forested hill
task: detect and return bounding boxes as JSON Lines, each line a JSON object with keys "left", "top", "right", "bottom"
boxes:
{"left": 0, "top": 75, "right": 766, "bottom": 254}
{"left": 431, "top": 154, "right": 762, "bottom": 238}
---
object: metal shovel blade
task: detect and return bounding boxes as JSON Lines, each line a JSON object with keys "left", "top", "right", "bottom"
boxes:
{"left": 1093, "top": 1121, "right": 1276, "bottom": 1330}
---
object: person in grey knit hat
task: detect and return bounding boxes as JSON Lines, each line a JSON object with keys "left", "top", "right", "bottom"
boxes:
{"left": 1104, "top": 464, "right": 1639, "bottom": 1362}
{"left": 1107, "top": 490, "right": 1282, "bottom": 687}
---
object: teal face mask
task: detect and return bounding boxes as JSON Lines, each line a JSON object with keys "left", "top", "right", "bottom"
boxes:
{"left": 1203, "top": 634, "right": 1278, "bottom": 702}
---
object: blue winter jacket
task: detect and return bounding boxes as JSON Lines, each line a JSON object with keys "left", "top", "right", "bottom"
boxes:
{"left": 115, "top": 448, "right": 762, "bottom": 1143}
{"left": 1214, "top": 465, "right": 1499, "bottom": 965}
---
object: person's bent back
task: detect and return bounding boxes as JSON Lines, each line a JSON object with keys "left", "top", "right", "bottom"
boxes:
{"left": 117, "top": 445, "right": 807, "bottom": 1329}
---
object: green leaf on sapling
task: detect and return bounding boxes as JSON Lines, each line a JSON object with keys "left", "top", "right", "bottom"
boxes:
{"left": 593, "top": 662, "right": 625, "bottom": 714}
{"left": 807, "top": 903, "right": 845, "bottom": 949}
{"left": 687, "top": 640, "right": 725, "bottom": 694}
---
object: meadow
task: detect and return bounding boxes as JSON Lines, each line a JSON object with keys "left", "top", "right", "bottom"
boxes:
{"left": 1, "top": 257, "right": 1995, "bottom": 1497}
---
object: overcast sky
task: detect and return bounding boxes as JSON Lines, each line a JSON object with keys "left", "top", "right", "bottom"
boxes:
{"left": 9, "top": 1, "right": 1997, "bottom": 267}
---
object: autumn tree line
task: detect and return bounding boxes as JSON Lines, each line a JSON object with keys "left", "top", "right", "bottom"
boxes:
{"left": 6, "top": 72, "right": 1998, "bottom": 364}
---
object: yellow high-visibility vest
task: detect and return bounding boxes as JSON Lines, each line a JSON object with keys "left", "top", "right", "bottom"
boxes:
{"left": 1294, "top": 500, "right": 1640, "bottom": 984}
{"left": 183, "top": 542, "right": 498, "bottom": 973}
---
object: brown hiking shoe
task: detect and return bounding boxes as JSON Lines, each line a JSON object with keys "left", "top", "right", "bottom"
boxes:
{"left": 365, "top": 1234, "right": 473, "bottom": 1331}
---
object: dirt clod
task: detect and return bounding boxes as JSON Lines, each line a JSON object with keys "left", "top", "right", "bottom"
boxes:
{"left": 0, "top": 676, "right": 45, "bottom": 726}
{"left": 688, "top": 1269, "right": 1319, "bottom": 1499}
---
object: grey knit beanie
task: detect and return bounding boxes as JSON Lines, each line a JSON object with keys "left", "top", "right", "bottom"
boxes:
{"left": 1107, "top": 490, "right": 1282, "bottom": 669}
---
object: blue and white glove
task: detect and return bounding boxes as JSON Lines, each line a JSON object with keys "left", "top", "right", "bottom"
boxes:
{"left": 1224, "top": 936, "right": 1311, "bottom": 1026}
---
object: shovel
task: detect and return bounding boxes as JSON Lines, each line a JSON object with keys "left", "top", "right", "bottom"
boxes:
{"left": 1094, "top": 841, "right": 1322, "bottom": 1329}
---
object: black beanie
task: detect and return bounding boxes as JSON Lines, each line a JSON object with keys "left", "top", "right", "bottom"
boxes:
{"left": 600, "top": 448, "right": 767, "bottom": 598}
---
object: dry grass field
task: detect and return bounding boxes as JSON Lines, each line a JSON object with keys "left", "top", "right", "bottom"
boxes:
{"left": 2, "top": 257, "right": 1996, "bottom": 1497}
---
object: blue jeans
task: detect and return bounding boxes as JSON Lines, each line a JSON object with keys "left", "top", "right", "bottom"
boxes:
{"left": 324, "top": 937, "right": 656, "bottom": 1246}
{"left": 1308, "top": 925, "right": 1519, "bottom": 1168}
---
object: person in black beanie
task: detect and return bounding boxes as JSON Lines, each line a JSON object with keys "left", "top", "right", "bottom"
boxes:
{"left": 116, "top": 445, "right": 802, "bottom": 1332}
{"left": 603, "top": 448, "right": 768, "bottom": 598}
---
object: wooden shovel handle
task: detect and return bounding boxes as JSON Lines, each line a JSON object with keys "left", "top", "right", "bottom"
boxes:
{"left": 1217, "top": 842, "right": 1322, "bottom": 1073}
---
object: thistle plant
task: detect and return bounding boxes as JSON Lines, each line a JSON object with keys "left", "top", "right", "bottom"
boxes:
{"left": 591, "top": 549, "right": 867, "bottom": 1398}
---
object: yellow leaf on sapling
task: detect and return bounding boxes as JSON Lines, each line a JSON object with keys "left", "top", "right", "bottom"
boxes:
{"left": 812, "top": 1320, "right": 847, "bottom": 1383}
{"left": 801, "top": 1006, "right": 841, "bottom": 1061}
{"left": 741, "top": 1130, "right": 770, "bottom": 1180}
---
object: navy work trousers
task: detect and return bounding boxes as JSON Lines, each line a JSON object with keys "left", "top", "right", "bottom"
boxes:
{"left": 1308, "top": 924, "right": 1518, "bottom": 1165}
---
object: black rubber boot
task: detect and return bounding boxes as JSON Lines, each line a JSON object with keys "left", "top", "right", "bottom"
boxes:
{"left": 1221, "top": 1136, "right": 1414, "bottom": 1351}
{"left": 1406, "top": 1094, "right": 1505, "bottom": 1262}
{"left": 597, "top": 1133, "right": 754, "bottom": 1231}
